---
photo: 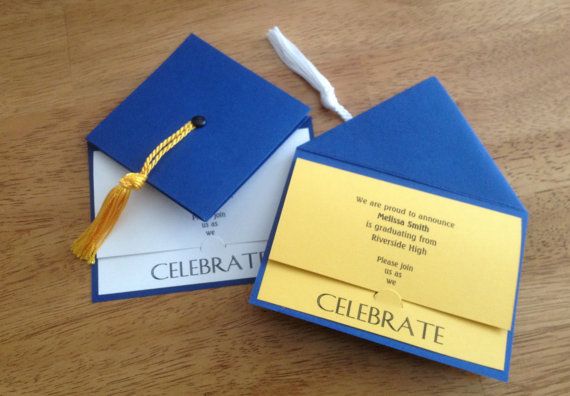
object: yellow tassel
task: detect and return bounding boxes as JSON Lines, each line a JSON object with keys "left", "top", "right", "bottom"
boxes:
{"left": 71, "top": 173, "right": 146, "bottom": 264}
{"left": 72, "top": 118, "right": 203, "bottom": 264}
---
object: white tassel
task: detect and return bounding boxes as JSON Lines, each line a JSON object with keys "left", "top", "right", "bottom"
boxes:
{"left": 267, "top": 26, "right": 353, "bottom": 122}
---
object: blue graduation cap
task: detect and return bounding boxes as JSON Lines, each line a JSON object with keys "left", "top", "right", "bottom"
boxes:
{"left": 72, "top": 34, "right": 309, "bottom": 263}
{"left": 251, "top": 76, "right": 527, "bottom": 381}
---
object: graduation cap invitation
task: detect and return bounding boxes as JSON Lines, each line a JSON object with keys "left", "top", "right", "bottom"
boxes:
{"left": 250, "top": 77, "right": 527, "bottom": 381}
{"left": 72, "top": 33, "right": 312, "bottom": 297}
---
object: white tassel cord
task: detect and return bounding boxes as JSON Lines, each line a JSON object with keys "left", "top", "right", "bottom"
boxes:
{"left": 267, "top": 27, "right": 353, "bottom": 122}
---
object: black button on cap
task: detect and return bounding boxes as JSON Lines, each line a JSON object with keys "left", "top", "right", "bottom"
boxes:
{"left": 191, "top": 115, "right": 207, "bottom": 128}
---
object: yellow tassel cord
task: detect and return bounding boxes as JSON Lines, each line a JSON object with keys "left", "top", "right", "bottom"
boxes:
{"left": 71, "top": 119, "right": 198, "bottom": 264}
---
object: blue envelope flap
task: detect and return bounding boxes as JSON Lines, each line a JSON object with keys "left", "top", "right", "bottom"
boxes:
{"left": 87, "top": 34, "right": 309, "bottom": 220}
{"left": 299, "top": 77, "right": 524, "bottom": 212}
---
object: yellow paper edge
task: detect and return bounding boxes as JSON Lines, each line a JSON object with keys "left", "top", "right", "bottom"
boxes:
{"left": 259, "top": 260, "right": 507, "bottom": 370}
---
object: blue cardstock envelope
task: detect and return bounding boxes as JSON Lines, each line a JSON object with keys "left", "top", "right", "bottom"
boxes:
{"left": 82, "top": 33, "right": 313, "bottom": 298}
{"left": 87, "top": 34, "right": 309, "bottom": 221}
{"left": 250, "top": 77, "right": 528, "bottom": 381}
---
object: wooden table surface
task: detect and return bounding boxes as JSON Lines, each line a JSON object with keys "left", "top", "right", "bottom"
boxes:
{"left": 2, "top": 0, "right": 569, "bottom": 394}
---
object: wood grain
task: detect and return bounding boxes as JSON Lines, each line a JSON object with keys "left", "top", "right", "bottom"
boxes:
{"left": 1, "top": 0, "right": 569, "bottom": 394}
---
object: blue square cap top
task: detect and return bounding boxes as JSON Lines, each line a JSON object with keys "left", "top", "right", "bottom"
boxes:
{"left": 299, "top": 77, "right": 525, "bottom": 213}
{"left": 87, "top": 34, "right": 309, "bottom": 220}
